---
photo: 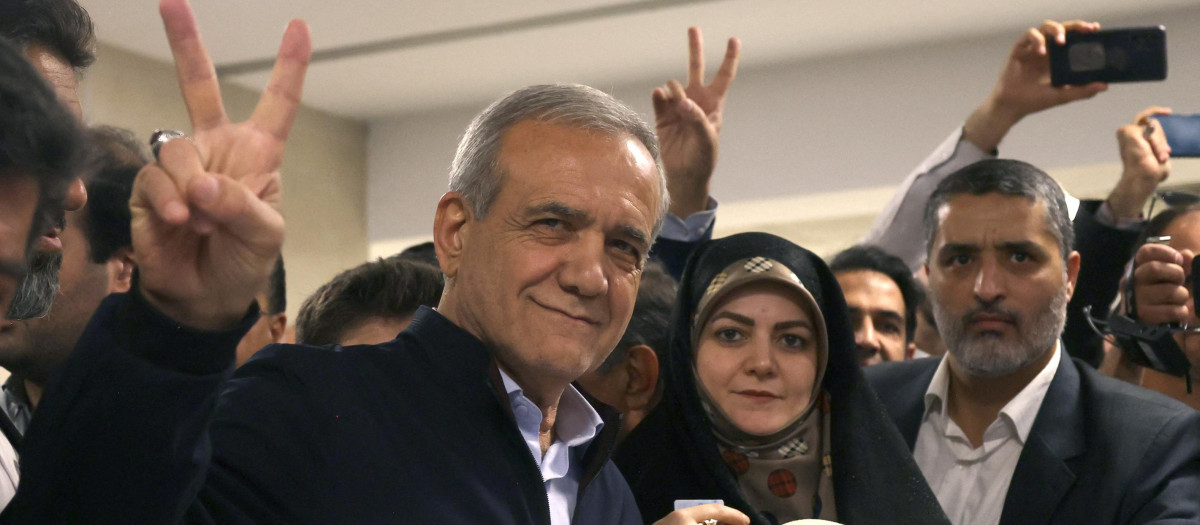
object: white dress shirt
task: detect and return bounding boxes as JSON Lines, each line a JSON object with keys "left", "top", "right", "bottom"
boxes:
{"left": 499, "top": 368, "right": 604, "bottom": 525}
{"left": 913, "top": 344, "right": 1061, "bottom": 525}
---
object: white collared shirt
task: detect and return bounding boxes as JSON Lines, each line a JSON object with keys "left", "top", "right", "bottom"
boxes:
{"left": 499, "top": 368, "right": 604, "bottom": 525}
{"left": 913, "top": 343, "right": 1061, "bottom": 525}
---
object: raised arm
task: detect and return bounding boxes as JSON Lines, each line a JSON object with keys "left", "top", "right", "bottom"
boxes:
{"left": 649, "top": 27, "right": 739, "bottom": 278}
{"left": 2, "top": 0, "right": 312, "bottom": 521}
{"left": 862, "top": 20, "right": 1107, "bottom": 271}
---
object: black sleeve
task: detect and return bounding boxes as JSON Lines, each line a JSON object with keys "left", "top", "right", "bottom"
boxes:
{"left": 649, "top": 219, "right": 714, "bottom": 281}
{"left": 0, "top": 288, "right": 252, "bottom": 524}
{"left": 1064, "top": 200, "right": 1142, "bottom": 368}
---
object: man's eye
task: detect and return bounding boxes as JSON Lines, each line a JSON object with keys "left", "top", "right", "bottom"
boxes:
{"left": 948, "top": 254, "right": 971, "bottom": 266}
{"left": 878, "top": 323, "right": 901, "bottom": 335}
{"left": 611, "top": 240, "right": 639, "bottom": 257}
{"left": 535, "top": 218, "right": 563, "bottom": 229}
{"left": 1011, "top": 252, "right": 1030, "bottom": 263}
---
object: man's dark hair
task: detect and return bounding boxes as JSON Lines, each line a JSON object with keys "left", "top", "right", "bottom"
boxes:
{"left": 924, "top": 159, "right": 1074, "bottom": 262}
{"left": 1138, "top": 202, "right": 1200, "bottom": 246}
{"left": 295, "top": 256, "right": 444, "bottom": 346}
{"left": 267, "top": 257, "right": 286, "bottom": 315}
{"left": 829, "top": 244, "right": 922, "bottom": 342}
{"left": 396, "top": 241, "right": 438, "bottom": 269}
{"left": 0, "top": 36, "right": 87, "bottom": 251}
{"left": 81, "top": 126, "right": 146, "bottom": 264}
{"left": 594, "top": 260, "right": 677, "bottom": 394}
{"left": 0, "top": 0, "right": 95, "bottom": 70}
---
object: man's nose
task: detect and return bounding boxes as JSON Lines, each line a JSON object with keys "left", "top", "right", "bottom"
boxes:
{"left": 559, "top": 235, "right": 608, "bottom": 298}
{"left": 973, "top": 257, "right": 1006, "bottom": 303}
{"left": 63, "top": 178, "right": 86, "bottom": 211}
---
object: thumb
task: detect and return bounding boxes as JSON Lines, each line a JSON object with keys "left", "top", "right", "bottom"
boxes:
{"left": 188, "top": 173, "right": 284, "bottom": 251}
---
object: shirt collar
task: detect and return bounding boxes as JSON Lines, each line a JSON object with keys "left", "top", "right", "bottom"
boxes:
{"left": 497, "top": 367, "right": 604, "bottom": 449}
{"left": 922, "top": 341, "right": 1062, "bottom": 444}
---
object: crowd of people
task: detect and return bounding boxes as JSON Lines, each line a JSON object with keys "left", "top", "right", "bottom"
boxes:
{"left": 0, "top": 0, "right": 1197, "bottom": 523}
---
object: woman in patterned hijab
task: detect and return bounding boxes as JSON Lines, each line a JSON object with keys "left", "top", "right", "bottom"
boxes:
{"left": 614, "top": 232, "right": 947, "bottom": 525}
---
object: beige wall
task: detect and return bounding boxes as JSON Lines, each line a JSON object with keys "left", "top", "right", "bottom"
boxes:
{"left": 80, "top": 43, "right": 369, "bottom": 321}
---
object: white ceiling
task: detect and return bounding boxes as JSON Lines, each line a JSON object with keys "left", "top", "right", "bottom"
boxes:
{"left": 81, "top": 0, "right": 1197, "bottom": 120}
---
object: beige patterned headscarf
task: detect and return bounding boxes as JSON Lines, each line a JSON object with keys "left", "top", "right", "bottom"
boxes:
{"left": 692, "top": 257, "right": 837, "bottom": 522}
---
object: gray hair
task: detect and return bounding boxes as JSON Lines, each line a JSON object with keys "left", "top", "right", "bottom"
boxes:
{"left": 923, "top": 159, "right": 1074, "bottom": 262}
{"left": 448, "top": 83, "right": 669, "bottom": 238}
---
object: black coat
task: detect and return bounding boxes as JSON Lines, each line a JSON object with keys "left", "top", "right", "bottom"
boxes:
{"left": 4, "top": 293, "right": 641, "bottom": 524}
{"left": 866, "top": 355, "right": 1200, "bottom": 524}
{"left": 615, "top": 232, "right": 949, "bottom": 525}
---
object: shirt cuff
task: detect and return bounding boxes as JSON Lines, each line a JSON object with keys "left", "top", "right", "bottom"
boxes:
{"left": 660, "top": 197, "right": 718, "bottom": 242}
{"left": 1095, "top": 200, "right": 1146, "bottom": 231}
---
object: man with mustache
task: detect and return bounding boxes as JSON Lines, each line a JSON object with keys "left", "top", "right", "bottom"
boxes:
{"left": 865, "top": 159, "right": 1200, "bottom": 524}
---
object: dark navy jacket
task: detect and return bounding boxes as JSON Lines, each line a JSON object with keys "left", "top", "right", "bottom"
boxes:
{"left": 4, "top": 293, "right": 640, "bottom": 524}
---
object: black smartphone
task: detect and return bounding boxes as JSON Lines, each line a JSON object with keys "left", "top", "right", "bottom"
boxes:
{"left": 1049, "top": 26, "right": 1167, "bottom": 86}
{"left": 1156, "top": 114, "right": 1200, "bottom": 157}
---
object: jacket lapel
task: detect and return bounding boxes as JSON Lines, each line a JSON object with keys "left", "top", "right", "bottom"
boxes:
{"left": 999, "top": 356, "right": 1086, "bottom": 525}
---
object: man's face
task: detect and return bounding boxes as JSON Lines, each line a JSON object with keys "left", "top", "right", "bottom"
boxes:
{"left": 447, "top": 120, "right": 660, "bottom": 391}
{"left": 927, "top": 193, "right": 1077, "bottom": 379}
{"left": 5, "top": 45, "right": 88, "bottom": 321}
{"left": 25, "top": 45, "right": 81, "bottom": 119}
{"left": 0, "top": 176, "right": 40, "bottom": 317}
{"left": 836, "top": 269, "right": 908, "bottom": 365}
{"left": 0, "top": 209, "right": 111, "bottom": 380}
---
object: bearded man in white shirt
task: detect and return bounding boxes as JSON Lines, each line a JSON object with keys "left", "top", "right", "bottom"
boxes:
{"left": 865, "top": 158, "right": 1200, "bottom": 525}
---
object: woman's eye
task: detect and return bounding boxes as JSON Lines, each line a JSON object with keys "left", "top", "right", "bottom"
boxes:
{"left": 716, "top": 328, "right": 744, "bottom": 342}
{"left": 781, "top": 334, "right": 808, "bottom": 349}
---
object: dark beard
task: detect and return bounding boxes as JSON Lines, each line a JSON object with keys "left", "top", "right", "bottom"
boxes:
{"left": 6, "top": 250, "right": 62, "bottom": 320}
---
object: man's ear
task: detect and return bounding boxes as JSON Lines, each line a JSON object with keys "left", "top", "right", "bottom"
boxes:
{"left": 623, "top": 345, "right": 661, "bottom": 411}
{"left": 106, "top": 247, "right": 135, "bottom": 294}
{"left": 434, "top": 191, "right": 472, "bottom": 279}
{"left": 1065, "top": 250, "right": 1082, "bottom": 302}
{"left": 906, "top": 341, "right": 918, "bottom": 360}
{"left": 268, "top": 313, "right": 288, "bottom": 344}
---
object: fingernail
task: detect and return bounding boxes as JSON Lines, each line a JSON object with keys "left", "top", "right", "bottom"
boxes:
{"left": 164, "top": 201, "right": 187, "bottom": 222}
{"left": 192, "top": 175, "right": 219, "bottom": 206}
{"left": 682, "top": 99, "right": 695, "bottom": 112}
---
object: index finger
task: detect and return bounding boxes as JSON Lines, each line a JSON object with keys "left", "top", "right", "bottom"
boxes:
{"left": 160, "top": 0, "right": 228, "bottom": 130}
{"left": 1136, "top": 242, "right": 1185, "bottom": 268}
{"left": 1135, "top": 106, "right": 1172, "bottom": 125}
{"left": 250, "top": 20, "right": 313, "bottom": 142}
{"left": 687, "top": 26, "right": 705, "bottom": 86}
{"left": 709, "top": 36, "right": 741, "bottom": 95}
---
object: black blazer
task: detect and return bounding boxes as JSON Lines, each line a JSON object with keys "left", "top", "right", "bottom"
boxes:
{"left": 865, "top": 355, "right": 1200, "bottom": 525}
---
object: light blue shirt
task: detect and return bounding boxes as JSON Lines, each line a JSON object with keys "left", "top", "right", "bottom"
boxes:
{"left": 498, "top": 368, "right": 604, "bottom": 525}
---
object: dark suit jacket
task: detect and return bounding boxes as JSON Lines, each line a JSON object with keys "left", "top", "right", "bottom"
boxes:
{"left": 1065, "top": 199, "right": 1144, "bottom": 368}
{"left": 865, "top": 355, "right": 1200, "bottom": 525}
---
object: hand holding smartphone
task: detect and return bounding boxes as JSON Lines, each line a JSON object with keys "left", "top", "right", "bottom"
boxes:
{"left": 1050, "top": 26, "right": 1167, "bottom": 86}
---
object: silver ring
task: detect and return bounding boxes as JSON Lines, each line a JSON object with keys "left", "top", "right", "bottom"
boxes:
{"left": 150, "top": 129, "right": 187, "bottom": 161}
{"left": 701, "top": 520, "right": 718, "bottom": 525}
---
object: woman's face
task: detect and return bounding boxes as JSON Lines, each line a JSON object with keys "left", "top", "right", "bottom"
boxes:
{"left": 696, "top": 281, "right": 820, "bottom": 436}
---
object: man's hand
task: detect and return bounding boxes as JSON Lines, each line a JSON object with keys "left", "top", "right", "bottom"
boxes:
{"left": 1132, "top": 242, "right": 1200, "bottom": 381}
{"left": 653, "top": 27, "right": 739, "bottom": 219}
{"left": 652, "top": 503, "right": 749, "bottom": 525}
{"left": 964, "top": 20, "right": 1108, "bottom": 152}
{"left": 1108, "top": 106, "right": 1172, "bottom": 218}
{"left": 1132, "top": 243, "right": 1191, "bottom": 326}
{"left": 129, "top": 0, "right": 311, "bottom": 330}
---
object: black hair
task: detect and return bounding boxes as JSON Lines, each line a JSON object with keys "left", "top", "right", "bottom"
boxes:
{"left": 0, "top": 0, "right": 95, "bottom": 70}
{"left": 295, "top": 256, "right": 444, "bottom": 346}
{"left": 396, "top": 241, "right": 439, "bottom": 268}
{"left": 267, "top": 256, "right": 286, "bottom": 315}
{"left": 829, "top": 244, "right": 922, "bottom": 343}
{"left": 924, "top": 159, "right": 1073, "bottom": 262}
{"left": 81, "top": 126, "right": 146, "bottom": 264}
